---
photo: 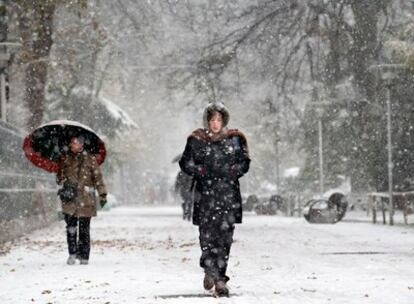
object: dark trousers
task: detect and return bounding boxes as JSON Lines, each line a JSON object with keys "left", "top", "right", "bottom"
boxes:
{"left": 64, "top": 214, "right": 91, "bottom": 260}
{"left": 199, "top": 218, "right": 235, "bottom": 282}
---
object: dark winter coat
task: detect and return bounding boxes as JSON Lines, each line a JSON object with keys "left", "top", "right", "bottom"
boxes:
{"left": 57, "top": 151, "right": 107, "bottom": 217}
{"left": 179, "top": 128, "right": 250, "bottom": 225}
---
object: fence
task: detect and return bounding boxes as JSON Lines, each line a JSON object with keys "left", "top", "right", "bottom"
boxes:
{"left": 368, "top": 191, "right": 414, "bottom": 225}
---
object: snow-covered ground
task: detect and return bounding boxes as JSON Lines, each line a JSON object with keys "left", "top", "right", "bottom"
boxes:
{"left": 1, "top": 206, "right": 414, "bottom": 304}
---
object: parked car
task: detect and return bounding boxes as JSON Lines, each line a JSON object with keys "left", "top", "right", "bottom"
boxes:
{"left": 269, "top": 194, "right": 285, "bottom": 212}
{"left": 303, "top": 192, "right": 348, "bottom": 224}
{"left": 254, "top": 199, "right": 278, "bottom": 215}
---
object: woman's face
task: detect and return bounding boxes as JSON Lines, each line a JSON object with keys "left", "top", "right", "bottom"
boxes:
{"left": 69, "top": 137, "right": 84, "bottom": 153}
{"left": 208, "top": 112, "right": 224, "bottom": 134}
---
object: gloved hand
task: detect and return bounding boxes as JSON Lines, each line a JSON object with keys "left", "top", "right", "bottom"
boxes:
{"left": 228, "top": 165, "right": 238, "bottom": 180}
{"left": 56, "top": 175, "right": 63, "bottom": 185}
{"left": 99, "top": 195, "right": 107, "bottom": 208}
{"left": 196, "top": 165, "right": 207, "bottom": 178}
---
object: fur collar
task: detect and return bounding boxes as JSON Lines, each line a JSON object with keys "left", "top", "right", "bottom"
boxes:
{"left": 189, "top": 128, "right": 247, "bottom": 144}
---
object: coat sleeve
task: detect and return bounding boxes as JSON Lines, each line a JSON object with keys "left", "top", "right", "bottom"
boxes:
{"left": 231, "top": 134, "right": 251, "bottom": 178}
{"left": 56, "top": 157, "right": 65, "bottom": 185}
{"left": 91, "top": 156, "right": 107, "bottom": 197}
{"left": 179, "top": 137, "right": 203, "bottom": 178}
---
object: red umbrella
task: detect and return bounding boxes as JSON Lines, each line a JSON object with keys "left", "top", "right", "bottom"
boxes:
{"left": 23, "top": 120, "right": 106, "bottom": 173}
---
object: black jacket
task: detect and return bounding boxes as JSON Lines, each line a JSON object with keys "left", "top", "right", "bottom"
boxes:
{"left": 179, "top": 128, "right": 250, "bottom": 225}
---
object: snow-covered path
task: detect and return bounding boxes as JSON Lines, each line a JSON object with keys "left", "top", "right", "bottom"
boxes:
{"left": 1, "top": 206, "right": 414, "bottom": 304}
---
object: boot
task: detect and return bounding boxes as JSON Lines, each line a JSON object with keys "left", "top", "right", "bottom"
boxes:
{"left": 203, "top": 274, "right": 215, "bottom": 290}
{"left": 67, "top": 254, "right": 76, "bottom": 265}
{"left": 214, "top": 280, "right": 229, "bottom": 297}
{"left": 79, "top": 259, "right": 89, "bottom": 265}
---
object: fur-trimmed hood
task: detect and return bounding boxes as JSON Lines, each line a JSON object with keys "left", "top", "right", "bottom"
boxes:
{"left": 203, "top": 102, "right": 230, "bottom": 128}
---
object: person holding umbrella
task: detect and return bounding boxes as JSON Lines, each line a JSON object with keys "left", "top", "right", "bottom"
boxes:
{"left": 57, "top": 136, "right": 107, "bottom": 265}
{"left": 179, "top": 102, "right": 250, "bottom": 297}
{"left": 23, "top": 120, "right": 108, "bottom": 265}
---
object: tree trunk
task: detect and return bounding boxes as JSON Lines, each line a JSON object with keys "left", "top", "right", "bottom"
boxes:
{"left": 18, "top": 2, "right": 56, "bottom": 130}
{"left": 25, "top": 60, "right": 48, "bottom": 129}
{"left": 347, "top": 1, "right": 383, "bottom": 191}
{"left": 0, "top": 1, "right": 6, "bottom": 43}
{"left": 0, "top": 0, "right": 8, "bottom": 121}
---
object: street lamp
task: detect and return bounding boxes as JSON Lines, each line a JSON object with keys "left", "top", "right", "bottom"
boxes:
{"left": 274, "top": 132, "right": 281, "bottom": 191}
{"left": 310, "top": 100, "right": 330, "bottom": 197}
{"left": 318, "top": 114, "right": 324, "bottom": 195}
{"left": 265, "top": 97, "right": 281, "bottom": 192}
{"left": 368, "top": 63, "right": 407, "bottom": 226}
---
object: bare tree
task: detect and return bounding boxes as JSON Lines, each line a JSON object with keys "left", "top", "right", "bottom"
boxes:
{"left": 167, "top": 0, "right": 397, "bottom": 189}
{"left": 12, "top": 0, "right": 87, "bottom": 130}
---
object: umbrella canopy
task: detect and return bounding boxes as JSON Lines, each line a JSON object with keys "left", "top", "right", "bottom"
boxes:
{"left": 23, "top": 120, "right": 106, "bottom": 173}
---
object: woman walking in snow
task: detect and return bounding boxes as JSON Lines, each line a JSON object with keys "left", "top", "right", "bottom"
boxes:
{"left": 57, "top": 136, "right": 107, "bottom": 265}
{"left": 179, "top": 102, "right": 250, "bottom": 297}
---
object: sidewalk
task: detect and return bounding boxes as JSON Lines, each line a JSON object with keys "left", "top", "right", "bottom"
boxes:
{"left": 1, "top": 206, "right": 413, "bottom": 303}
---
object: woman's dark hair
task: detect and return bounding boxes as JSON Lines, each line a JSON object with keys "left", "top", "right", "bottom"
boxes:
{"left": 71, "top": 136, "right": 85, "bottom": 145}
{"left": 207, "top": 110, "right": 224, "bottom": 122}
{"left": 203, "top": 102, "right": 230, "bottom": 127}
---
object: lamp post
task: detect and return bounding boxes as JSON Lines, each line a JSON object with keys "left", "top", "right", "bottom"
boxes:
{"left": 266, "top": 97, "right": 281, "bottom": 192}
{"left": 317, "top": 117, "right": 324, "bottom": 195}
{"left": 275, "top": 133, "right": 281, "bottom": 191}
{"left": 369, "top": 64, "right": 407, "bottom": 226}
{"left": 310, "top": 100, "right": 330, "bottom": 197}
